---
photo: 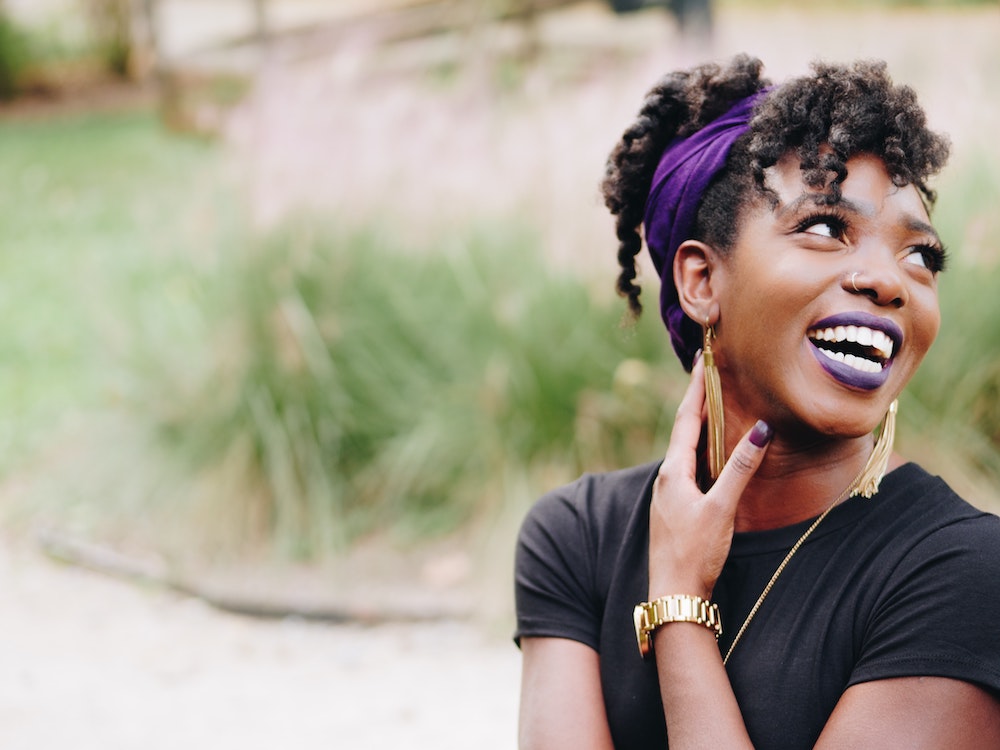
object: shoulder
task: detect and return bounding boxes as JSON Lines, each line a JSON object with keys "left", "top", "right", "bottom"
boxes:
{"left": 868, "top": 463, "right": 1000, "bottom": 592}
{"left": 879, "top": 463, "right": 1000, "bottom": 559}
{"left": 514, "top": 462, "right": 658, "bottom": 647}
{"left": 850, "top": 464, "right": 1000, "bottom": 692}
{"left": 519, "top": 461, "right": 660, "bottom": 541}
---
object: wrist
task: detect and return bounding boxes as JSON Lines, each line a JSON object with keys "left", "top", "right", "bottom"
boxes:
{"left": 648, "top": 576, "right": 712, "bottom": 603}
{"left": 633, "top": 594, "right": 722, "bottom": 658}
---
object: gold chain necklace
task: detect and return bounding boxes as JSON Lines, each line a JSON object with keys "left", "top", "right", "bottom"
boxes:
{"left": 721, "top": 472, "right": 864, "bottom": 666}
{"left": 717, "top": 399, "right": 896, "bottom": 665}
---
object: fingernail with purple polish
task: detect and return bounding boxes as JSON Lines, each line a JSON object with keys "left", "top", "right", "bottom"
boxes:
{"left": 749, "top": 420, "right": 773, "bottom": 448}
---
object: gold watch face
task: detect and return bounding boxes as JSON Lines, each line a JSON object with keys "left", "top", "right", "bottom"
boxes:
{"left": 633, "top": 604, "right": 652, "bottom": 657}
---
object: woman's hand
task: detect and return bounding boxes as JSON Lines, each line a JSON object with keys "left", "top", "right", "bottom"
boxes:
{"left": 648, "top": 354, "right": 773, "bottom": 600}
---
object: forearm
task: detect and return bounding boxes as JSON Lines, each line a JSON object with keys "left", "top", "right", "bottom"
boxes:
{"left": 652, "top": 623, "right": 754, "bottom": 749}
{"left": 519, "top": 637, "right": 616, "bottom": 750}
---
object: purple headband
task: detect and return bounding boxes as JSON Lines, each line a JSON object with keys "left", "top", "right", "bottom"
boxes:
{"left": 643, "top": 89, "right": 769, "bottom": 370}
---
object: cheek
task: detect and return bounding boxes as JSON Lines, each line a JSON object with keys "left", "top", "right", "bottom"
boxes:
{"left": 912, "top": 292, "right": 941, "bottom": 355}
{"left": 924, "top": 313, "right": 941, "bottom": 354}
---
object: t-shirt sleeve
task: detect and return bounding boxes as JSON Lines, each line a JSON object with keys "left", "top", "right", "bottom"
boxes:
{"left": 850, "top": 511, "right": 1000, "bottom": 694}
{"left": 513, "top": 480, "right": 603, "bottom": 651}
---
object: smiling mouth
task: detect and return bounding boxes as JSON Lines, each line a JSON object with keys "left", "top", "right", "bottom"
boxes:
{"left": 807, "top": 324, "right": 894, "bottom": 374}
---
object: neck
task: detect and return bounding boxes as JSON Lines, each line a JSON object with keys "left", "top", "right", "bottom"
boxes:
{"left": 725, "top": 431, "right": 877, "bottom": 533}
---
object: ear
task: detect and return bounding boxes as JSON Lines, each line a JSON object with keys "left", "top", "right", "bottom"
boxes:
{"left": 673, "top": 239, "right": 722, "bottom": 326}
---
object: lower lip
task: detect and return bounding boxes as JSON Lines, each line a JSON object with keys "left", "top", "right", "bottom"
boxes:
{"left": 808, "top": 342, "right": 892, "bottom": 391}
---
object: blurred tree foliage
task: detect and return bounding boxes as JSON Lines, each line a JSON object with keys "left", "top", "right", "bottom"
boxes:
{"left": 0, "top": 9, "right": 30, "bottom": 99}
{"left": 0, "top": 0, "right": 137, "bottom": 98}
{"left": 84, "top": 0, "right": 133, "bottom": 77}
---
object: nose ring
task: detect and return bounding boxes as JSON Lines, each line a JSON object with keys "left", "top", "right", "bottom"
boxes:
{"left": 850, "top": 272, "right": 861, "bottom": 293}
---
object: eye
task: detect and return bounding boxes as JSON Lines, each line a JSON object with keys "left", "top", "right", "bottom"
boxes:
{"left": 796, "top": 214, "right": 847, "bottom": 240}
{"left": 902, "top": 244, "right": 948, "bottom": 273}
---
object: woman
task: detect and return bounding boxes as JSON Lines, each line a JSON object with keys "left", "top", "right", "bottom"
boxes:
{"left": 514, "top": 55, "right": 1000, "bottom": 749}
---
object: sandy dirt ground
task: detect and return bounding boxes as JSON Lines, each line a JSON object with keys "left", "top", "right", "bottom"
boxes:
{"left": 0, "top": 540, "right": 521, "bottom": 750}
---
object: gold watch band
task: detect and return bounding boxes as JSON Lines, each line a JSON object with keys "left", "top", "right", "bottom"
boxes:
{"left": 633, "top": 595, "right": 722, "bottom": 658}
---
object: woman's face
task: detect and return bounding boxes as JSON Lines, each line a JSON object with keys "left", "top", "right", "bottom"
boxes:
{"left": 712, "top": 152, "right": 943, "bottom": 440}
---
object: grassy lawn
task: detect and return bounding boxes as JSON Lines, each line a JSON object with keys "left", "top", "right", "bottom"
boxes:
{"left": 0, "top": 103, "right": 684, "bottom": 555}
{"left": 0, "top": 109, "right": 227, "bottom": 474}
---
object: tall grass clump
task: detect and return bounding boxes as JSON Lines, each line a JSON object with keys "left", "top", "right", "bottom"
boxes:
{"left": 904, "top": 263, "right": 1000, "bottom": 483}
{"left": 900, "top": 146, "right": 1000, "bottom": 506}
{"left": 140, "top": 197, "right": 1000, "bottom": 556}
{"left": 142, "top": 221, "right": 682, "bottom": 558}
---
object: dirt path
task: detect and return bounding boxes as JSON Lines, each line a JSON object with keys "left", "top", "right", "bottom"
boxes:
{"left": 0, "top": 543, "right": 521, "bottom": 749}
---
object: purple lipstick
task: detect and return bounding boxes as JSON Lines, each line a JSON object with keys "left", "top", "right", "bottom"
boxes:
{"left": 806, "top": 312, "right": 903, "bottom": 391}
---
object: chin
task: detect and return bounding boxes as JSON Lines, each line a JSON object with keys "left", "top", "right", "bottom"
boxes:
{"left": 775, "top": 399, "right": 886, "bottom": 443}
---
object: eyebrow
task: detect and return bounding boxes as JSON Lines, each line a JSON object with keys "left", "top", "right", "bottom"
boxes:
{"left": 775, "top": 193, "right": 943, "bottom": 245}
{"left": 902, "top": 215, "right": 943, "bottom": 245}
{"left": 774, "top": 193, "right": 875, "bottom": 219}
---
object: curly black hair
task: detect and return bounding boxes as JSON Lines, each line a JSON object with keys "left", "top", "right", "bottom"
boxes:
{"left": 602, "top": 54, "right": 951, "bottom": 319}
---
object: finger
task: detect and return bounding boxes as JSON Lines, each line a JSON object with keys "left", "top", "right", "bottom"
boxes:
{"left": 708, "top": 419, "right": 772, "bottom": 507}
{"left": 662, "top": 354, "right": 707, "bottom": 471}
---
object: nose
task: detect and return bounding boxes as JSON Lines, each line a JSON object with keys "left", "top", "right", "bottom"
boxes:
{"left": 843, "top": 254, "right": 908, "bottom": 308}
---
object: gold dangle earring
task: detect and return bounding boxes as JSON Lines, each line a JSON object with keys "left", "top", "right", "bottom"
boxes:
{"left": 851, "top": 399, "right": 898, "bottom": 499}
{"left": 703, "top": 322, "right": 725, "bottom": 480}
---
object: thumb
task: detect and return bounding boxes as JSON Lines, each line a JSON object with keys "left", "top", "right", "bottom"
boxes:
{"left": 710, "top": 420, "right": 772, "bottom": 502}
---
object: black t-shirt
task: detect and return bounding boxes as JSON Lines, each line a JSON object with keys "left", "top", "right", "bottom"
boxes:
{"left": 514, "top": 462, "right": 1000, "bottom": 749}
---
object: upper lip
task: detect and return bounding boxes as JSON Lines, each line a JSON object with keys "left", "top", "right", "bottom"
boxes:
{"left": 806, "top": 312, "right": 903, "bottom": 364}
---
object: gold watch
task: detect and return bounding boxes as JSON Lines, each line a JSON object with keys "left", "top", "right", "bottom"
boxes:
{"left": 633, "top": 595, "right": 722, "bottom": 658}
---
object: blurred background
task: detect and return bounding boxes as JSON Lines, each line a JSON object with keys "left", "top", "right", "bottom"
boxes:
{"left": 0, "top": 0, "right": 998, "bottom": 747}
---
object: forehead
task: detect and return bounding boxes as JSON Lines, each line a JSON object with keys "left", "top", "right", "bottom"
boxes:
{"left": 764, "top": 152, "right": 930, "bottom": 223}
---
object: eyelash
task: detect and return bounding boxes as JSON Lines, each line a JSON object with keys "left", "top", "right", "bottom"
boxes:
{"left": 912, "top": 243, "right": 949, "bottom": 273}
{"left": 793, "top": 210, "right": 849, "bottom": 239}
{"left": 793, "top": 211, "right": 949, "bottom": 274}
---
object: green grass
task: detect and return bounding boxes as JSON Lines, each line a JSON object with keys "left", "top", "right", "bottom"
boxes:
{"left": 136, "top": 210, "right": 1000, "bottom": 556}
{"left": 0, "top": 110, "right": 228, "bottom": 475}
{"left": 135, "top": 221, "right": 683, "bottom": 556}
{"left": 0, "top": 106, "right": 684, "bottom": 556}
{"left": 2, "top": 106, "right": 1000, "bottom": 561}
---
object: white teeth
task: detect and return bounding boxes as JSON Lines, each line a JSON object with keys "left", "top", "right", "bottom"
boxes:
{"left": 817, "top": 348, "right": 884, "bottom": 373}
{"left": 873, "top": 331, "right": 893, "bottom": 358}
{"left": 807, "top": 324, "right": 895, "bottom": 359}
